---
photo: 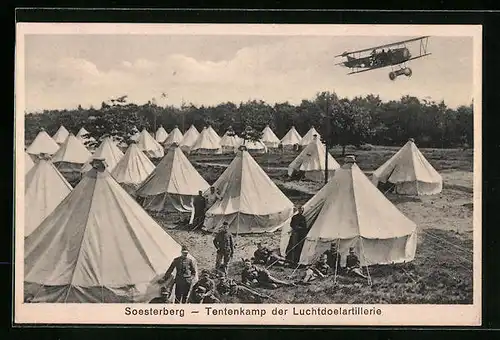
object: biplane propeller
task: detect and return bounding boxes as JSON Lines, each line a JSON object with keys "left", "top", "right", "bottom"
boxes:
{"left": 335, "top": 36, "right": 431, "bottom": 80}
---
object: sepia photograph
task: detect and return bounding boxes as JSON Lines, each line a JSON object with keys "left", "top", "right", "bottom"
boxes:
{"left": 14, "top": 23, "right": 481, "bottom": 326}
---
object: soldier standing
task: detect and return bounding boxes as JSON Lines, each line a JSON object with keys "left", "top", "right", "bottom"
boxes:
{"left": 213, "top": 222, "right": 235, "bottom": 274}
{"left": 161, "top": 245, "right": 198, "bottom": 303}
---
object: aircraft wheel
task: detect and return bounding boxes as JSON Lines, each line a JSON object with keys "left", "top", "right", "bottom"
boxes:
{"left": 405, "top": 68, "right": 412, "bottom": 77}
{"left": 389, "top": 72, "right": 396, "bottom": 81}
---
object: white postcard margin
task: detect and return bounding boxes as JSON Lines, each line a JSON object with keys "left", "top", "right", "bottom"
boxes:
{"left": 14, "top": 23, "right": 482, "bottom": 326}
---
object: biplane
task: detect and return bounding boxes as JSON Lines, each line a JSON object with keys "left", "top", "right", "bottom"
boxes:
{"left": 335, "top": 36, "right": 431, "bottom": 80}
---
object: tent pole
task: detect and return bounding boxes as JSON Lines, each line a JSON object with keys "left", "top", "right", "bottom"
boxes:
{"left": 333, "top": 238, "right": 340, "bottom": 285}
{"left": 360, "top": 238, "right": 372, "bottom": 286}
{"left": 324, "top": 95, "right": 329, "bottom": 185}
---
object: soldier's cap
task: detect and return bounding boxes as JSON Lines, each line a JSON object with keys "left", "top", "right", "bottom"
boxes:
{"left": 223, "top": 221, "right": 229, "bottom": 225}
{"left": 201, "top": 269, "right": 210, "bottom": 275}
{"left": 195, "top": 286, "right": 206, "bottom": 293}
{"left": 181, "top": 245, "right": 189, "bottom": 252}
{"left": 349, "top": 247, "right": 355, "bottom": 252}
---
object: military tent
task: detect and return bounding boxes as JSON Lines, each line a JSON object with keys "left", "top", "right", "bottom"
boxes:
{"left": 52, "top": 134, "right": 92, "bottom": 173}
{"left": 24, "top": 158, "right": 196, "bottom": 303}
{"left": 190, "top": 126, "right": 222, "bottom": 154}
{"left": 136, "top": 129, "right": 165, "bottom": 159}
{"left": 111, "top": 143, "right": 156, "bottom": 193}
{"left": 52, "top": 125, "right": 70, "bottom": 145}
{"left": 220, "top": 131, "right": 241, "bottom": 153}
{"left": 280, "top": 156, "right": 417, "bottom": 266}
{"left": 299, "top": 127, "right": 321, "bottom": 146}
{"left": 241, "top": 139, "right": 268, "bottom": 154}
{"left": 163, "top": 126, "right": 184, "bottom": 147}
{"left": 26, "top": 130, "right": 60, "bottom": 156}
{"left": 155, "top": 125, "right": 169, "bottom": 144}
{"left": 371, "top": 138, "right": 443, "bottom": 195}
{"left": 288, "top": 135, "right": 340, "bottom": 182}
{"left": 261, "top": 125, "right": 280, "bottom": 148}
{"left": 280, "top": 126, "right": 302, "bottom": 150}
{"left": 81, "top": 137, "right": 124, "bottom": 173}
{"left": 204, "top": 145, "right": 294, "bottom": 234}
{"left": 179, "top": 125, "right": 201, "bottom": 152}
{"left": 136, "top": 143, "right": 210, "bottom": 213}
{"left": 24, "top": 154, "right": 72, "bottom": 237}
{"left": 25, "top": 151, "right": 34, "bottom": 174}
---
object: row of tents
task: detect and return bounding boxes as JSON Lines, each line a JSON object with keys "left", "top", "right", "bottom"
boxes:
{"left": 26, "top": 124, "right": 321, "bottom": 159}
{"left": 23, "top": 135, "right": 439, "bottom": 302}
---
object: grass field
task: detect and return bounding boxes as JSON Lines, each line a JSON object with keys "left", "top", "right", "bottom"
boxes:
{"left": 147, "top": 145, "right": 475, "bottom": 304}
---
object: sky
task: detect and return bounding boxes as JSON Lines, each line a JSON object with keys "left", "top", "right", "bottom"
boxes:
{"left": 23, "top": 34, "right": 474, "bottom": 112}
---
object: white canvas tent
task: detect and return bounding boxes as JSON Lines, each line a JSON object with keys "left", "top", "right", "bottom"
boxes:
{"left": 204, "top": 146, "right": 294, "bottom": 234}
{"left": 371, "top": 138, "right": 443, "bottom": 195}
{"left": 280, "top": 156, "right": 417, "bottom": 267}
{"left": 26, "top": 130, "right": 60, "bottom": 156}
{"left": 52, "top": 125, "right": 70, "bottom": 145}
{"left": 136, "top": 129, "right": 165, "bottom": 159}
{"left": 130, "top": 126, "right": 140, "bottom": 142}
{"left": 299, "top": 127, "right": 321, "bottom": 146}
{"left": 76, "top": 127, "right": 89, "bottom": 139}
{"left": 111, "top": 143, "right": 156, "bottom": 193}
{"left": 76, "top": 127, "right": 96, "bottom": 148}
{"left": 163, "top": 126, "right": 184, "bottom": 147}
{"left": 241, "top": 139, "right": 268, "bottom": 154}
{"left": 220, "top": 131, "right": 241, "bottom": 153}
{"left": 24, "top": 155, "right": 73, "bottom": 237}
{"left": 25, "top": 151, "right": 34, "bottom": 174}
{"left": 261, "top": 125, "right": 280, "bottom": 148}
{"left": 190, "top": 126, "right": 222, "bottom": 154}
{"left": 155, "top": 125, "right": 169, "bottom": 144}
{"left": 24, "top": 158, "right": 197, "bottom": 303}
{"left": 280, "top": 126, "right": 302, "bottom": 149}
{"left": 52, "top": 134, "right": 92, "bottom": 173}
{"left": 81, "top": 137, "right": 124, "bottom": 173}
{"left": 288, "top": 135, "right": 340, "bottom": 182}
{"left": 136, "top": 144, "right": 210, "bottom": 213}
{"left": 179, "top": 125, "right": 200, "bottom": 152}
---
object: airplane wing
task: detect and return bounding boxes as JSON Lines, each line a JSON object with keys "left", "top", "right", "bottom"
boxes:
{"left": 335, "top": 36, "right": 430, "bottom": 57}
{"left": 346, "top": 52, "right": 432, "bottom": 75}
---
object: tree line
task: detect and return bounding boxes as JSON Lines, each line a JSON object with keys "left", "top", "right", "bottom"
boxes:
{"left": 24, "top": 91, "right": 473, "bottom": 149}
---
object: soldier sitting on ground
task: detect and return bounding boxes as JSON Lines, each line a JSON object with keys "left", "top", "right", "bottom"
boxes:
{"left": 241, "top": 259, "right": 295, "bottom": 289}
{"left": 188, "top": 286, "right": 220, "bottom": 303}
{"left": 345, "top": 247, "right": 369, "bottom": 280}
{"left": 252, "top": 242, "right": 290, "bottom": 266}
{"left": 190, "top": 269, "right": 217, "bottom": 301}
{"left": 216, "top": 271, "right": 240, "bottom": 297}
{"left": 301, "top": 254, "right": 332, "bottom": 284}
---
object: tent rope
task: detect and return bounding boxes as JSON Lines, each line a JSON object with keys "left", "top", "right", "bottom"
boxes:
{"left": 422, "top": 229, "right": 473, "bottom": 255}
{"left": 424, "top": 236, "right": 474, "bottom": 271}
{"left": 359, "top": 238, "right": 372, "bottom": 286}
{"left": 333, "top": 238, "right": 340, "bottom": 285}
{"left": 422, "top": 232, "right": 473, "bottom": 265}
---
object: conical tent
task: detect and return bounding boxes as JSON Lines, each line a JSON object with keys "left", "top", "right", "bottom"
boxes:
{"left": 24, "top": 155, "right": 73, "bottom": 237}
{"left": 261, "top": 125, "right": 280, "bottom": 148}
{"left": 81, "top": 137, "right": 124, "bottom": 173}
{"left": 76, "top": 127, "right": 89, "bottom": 138}
{"left": 300, "top": 127, "right": 321, "bottom": 146}
{"left": 288, "top": 135, "right": 340, "bottom": 182}
{"left": 280, "top": 156, "right": 417, "bottom": 266}
{"left": 179, "top": 125, "right": 200, "bottom": 152}
{"left": 111, "top": 143, "right": 156, "bottom": 192}
{"left": 76, "top": 127, "right": 95, "bottom": 148}
{"left": 26, "top": 130, "right": 60, "bottom": 156}
{"left": 280, "top": 126, "right": 302, "bottom": 148}
{"left": 191, "top": 126, "right": 222, "bottom": 154}
{"left": 136, "top": 129, "right": 165, "bottom": 159}
{"left": 52, "top": 125, "right": 70, "bottom": 145}
{"left": 130, "top": 127, "right": 140, "bottom": 142}
{"left": 371, "top": 138, "right": 443, "bottom": 195}
{"left": 220, "top": 131, "right": 241, "bottom": 153}
{"left": 136, "top": 144, "right": 210, "bottom": 213}
{"left": 24, "top": 158, "right": 196, "bottom": 303}
{"left": 25, "top": 152, "right": 34, "bottom": 174}
{"left": 163, "top": 126, "right": 184, "bottom": 147}
{"left": 52, "top": 134, "right": 92, "bottom": 173}
{"left": 204, "top": 146, "right": 294, "bottom": 234}
{"left": 155, "top": 125, "right": 169, "bottom": 144}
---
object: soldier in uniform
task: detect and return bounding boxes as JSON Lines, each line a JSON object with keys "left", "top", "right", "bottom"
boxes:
{"left": 241, "top": 259, "right": 295, "bottom": 289}
{"left": 253, "top": 242, "right": 290, "bottom": 266}
{"left": 322, "top": 241, "right": 342, "bottom": 273}
{"left": 161, "top": 245, "right": 198, "bottom": 303}
{"left": 346, "top": 247, "right": 368, "bottom": 279}
{"left": 216, "top": 271, "right": 240, "bottom": 297}
{"left": 213, "top": 222, "right": 235, "bottom": 274}
{"left": 190, "top": 269, "right": 216, "bottom": 301}
{"left": 192, "top": 190, "right": 207, "bottom": 230}
{"left": 301, "top": 254, "right": 332, "bottom": 284}
{"left": 189, "top": 286, "right": 220, "bottom": 303}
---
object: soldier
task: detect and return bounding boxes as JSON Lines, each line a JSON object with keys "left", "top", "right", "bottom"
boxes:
{"left": 160, "top": 245, "right": 198, "bottom": 303}
{"left": 322, "top": 241, "right": 342, "bottom": 273}
{"left": 253, "top": 242, "right": 290, "bottom": 266}
{"left": 216, "top": 271, "right": 240, "bottom": 297}
{"left": 205, "top": 186, "right": 221, "bottom": 209}
{"left": 213, "top": 222, "right": 235, "bottom": 274}
{"left": 241, "top": 259, "right": 295, "bottom": 289}
{"left": 285, "top": 206, "right": 309, "bottom": 264}
{"left": 190, "top": 269, "right": 217, "bottom": 301}
{"left": 346, "top": 247, "right": 368, "bottom": 279}
{"left": 192, "top": 190, "right": 207, "bottom": 230}
{"left": 189, "top": 286, "right": 220, "bottom": 303}
{"left": 302, "top": 254, "right": 332, "bottom": 284}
